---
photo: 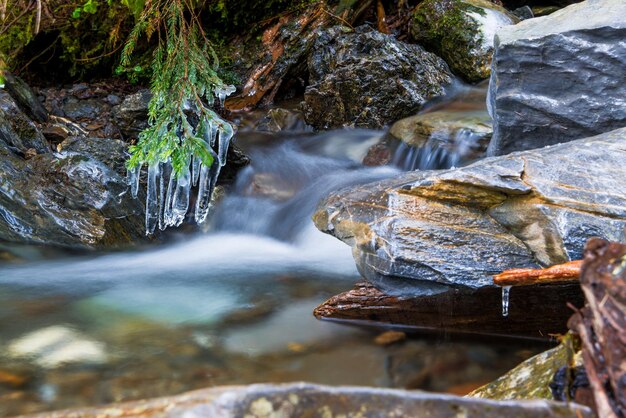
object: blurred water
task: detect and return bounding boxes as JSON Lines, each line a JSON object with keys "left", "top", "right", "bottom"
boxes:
{"left": 0, "top": 83, "right": 540, "bottom": 417}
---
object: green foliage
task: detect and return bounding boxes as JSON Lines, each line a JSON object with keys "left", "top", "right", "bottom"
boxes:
{"left": 122, "top": 0, "right": 230, "bottom": 176}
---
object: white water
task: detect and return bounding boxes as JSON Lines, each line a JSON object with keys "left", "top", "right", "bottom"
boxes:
{"left": 0, "top": 129, "right": 398, "bottom": 324}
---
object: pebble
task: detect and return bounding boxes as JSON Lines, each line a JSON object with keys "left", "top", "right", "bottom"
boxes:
{"left": 374, "top": 331, "right": 406, "bottom": 346}
{"left": 7, "top": 325, "right": 107, "bottom": 368}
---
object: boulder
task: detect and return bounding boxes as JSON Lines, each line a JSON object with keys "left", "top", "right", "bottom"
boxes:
{"left": 0, "top": 93, "right": 145, "bottom": 248}
{"left": 313, "top": 128, "right": 626, "bottom": 293}
{"left": 410, "top": 0, "right": 517, "bottom": 82}
{"left": 487, "top": 0, "right": 626, "bottom": 155}
{"left": 469, "top": 334, "right": 581, "bottom": 400}
{"left": 2, "top": 73, "right": 48, "bottom": 122}
{"left": 23, "top": 383, "right": 592, "bottom": 417}
{"left": 302, "top": 26, "right": 453, "bottom": 130}
{"left": 0, "top": 91, "right": 49, "bottom": 154}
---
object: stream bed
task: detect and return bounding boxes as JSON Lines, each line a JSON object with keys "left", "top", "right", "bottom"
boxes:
{"left": 0, "top": 84, "right": 546, "bottom": 416}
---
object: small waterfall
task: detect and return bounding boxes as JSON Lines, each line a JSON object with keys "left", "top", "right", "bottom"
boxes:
{"left": 392, "top": 127, "right": 490, "bottom": 171}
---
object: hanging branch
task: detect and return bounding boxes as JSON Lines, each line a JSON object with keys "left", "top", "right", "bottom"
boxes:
{"left": 122, "top": 0, "right": 235, "bottom": 233}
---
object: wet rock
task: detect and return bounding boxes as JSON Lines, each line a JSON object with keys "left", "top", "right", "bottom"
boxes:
{"left": 254, "top": 108, "right": 310, "bottom": 132}
{"left": 7, "top": 326, "right": 107, "bottom": 368}
{"left": 0, "top": 107, "right": 145, "bottom": 247}
{"left": 62, "top": 98, "right": 106, "bottom": 120}
{"left": 25, "top": 382, "right": 593, "bottom": 417}
{"left": 488, "top": 0, "right": 626, "bottom": 155}
{"left": 0, "top": 150, "right": 145, "bottom": 248}
{"left": 410, "top": 0, "right": 517, "bottom": 82}
{"left": 0, "top": 91, "right": 49, "bottom": 154}
{"left": 303, "top": 26, "right": 453, "bottom": 130}
{"left": 469, "top": 334, "right": 581, "bottom": 400}
{"left": 58, "top": 136, "right": 129, "bottom": 176}
{"left": 2, "top": 73, "right": 48, "bottom": 122}
{"left": 390, "top": 111, "right": 492, "bottom": 149}
{"left": 112, "top": 89, "right": 151, "bottom": 140}
{"left": 512, "top": 6, "right": 533, "bottom": 19}
{"left": 314, "top": 128, "right": 626, "bottom": 292}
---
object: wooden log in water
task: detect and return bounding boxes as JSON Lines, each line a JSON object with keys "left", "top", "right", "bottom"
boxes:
{"left": 494, "top": 260, "right": 582, "bottom": 287}
{"left": 314, "top": 281, "right": 584, "bottom": 339}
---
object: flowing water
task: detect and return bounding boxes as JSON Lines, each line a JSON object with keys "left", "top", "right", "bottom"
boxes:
{"left": 0, "top": 84, "right": 544, "bottom": 416}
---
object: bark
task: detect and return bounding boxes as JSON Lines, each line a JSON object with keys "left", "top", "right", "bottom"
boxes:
{"left": 494, "top": 260, "right": 582, "bottom": 287}
{"left": 314, "top": 281, "right": 584, "bottom": 339}
{"left": 568, "top": 239, "right": 626, "bottom": 418}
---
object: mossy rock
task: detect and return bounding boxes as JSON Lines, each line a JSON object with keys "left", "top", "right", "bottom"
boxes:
{"left": 468, "top": 334, "right": 581, "bottom": 400}
{"left": 410, "top": 0, "right": 518, "bottom": 82}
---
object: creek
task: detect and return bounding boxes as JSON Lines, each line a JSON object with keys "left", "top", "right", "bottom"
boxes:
{"left": 0, "top": 83, "right": 545, "bottom": 416}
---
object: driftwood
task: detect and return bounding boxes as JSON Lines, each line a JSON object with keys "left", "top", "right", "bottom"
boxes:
{"left": 314, "top": 281, "right": 584, "bottom": 339}
{"left": 568, "top": 239, "right": 626, "bottom": 418}
{"left": 494, "top": 260, "right": 582, "bottom": 287}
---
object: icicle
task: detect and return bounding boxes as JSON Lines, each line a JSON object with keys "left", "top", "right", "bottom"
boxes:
{"left": 127, "top": 163, "right": 142, "bottom": 199}
{"left": 213, "top": 84, "right": 236, "bottom": 108}
{"left": 191, "top": 156, "right": 201, "bottom": 187}
{"left": 157, "top": 161, "right": 166, "bottom": 231}
{"left": 145, "top": 162, "right": 160, "bottom": 235}
{"left": 194, "top": 149, "right": 220, "bottom": 224}
{"left": 217, "top": 120, "right": 234, "bottom": 167}
{"left": 209, "top": 121, "right": 218, "bottom": 147}
{"left": 502, "top": 286, "right": 511, "bottom": 317}
{"left": 163, "top": 170, "right": 176, "bottom": 227}
{"left": 169, "top": 169, "right": 191, "bottom": 227}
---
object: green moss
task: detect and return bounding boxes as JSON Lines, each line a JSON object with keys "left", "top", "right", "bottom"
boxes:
{"left": 468, "top": 333, "right": 581, "bottom": 401}
{"left": 410, "top": 0, "right": 511, "bottom": 82}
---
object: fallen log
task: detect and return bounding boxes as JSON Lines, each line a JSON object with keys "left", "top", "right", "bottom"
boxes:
{"left": 314, "top": 281, "right": 584, "bottom": 339}
{"left": 568, "top": 239, "right": 626, "bottom": 418}
{"left": 494, "top": 260, "right": 582, "bottom": 287}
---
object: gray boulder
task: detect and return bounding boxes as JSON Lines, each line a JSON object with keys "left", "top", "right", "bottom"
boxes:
{"left": 0, "top": 91, "right": 49, "bottom": 154}
{"left": 314, "top": 128, "right": 626, "bottom": 293}
{"left": 0, "top": 93, "right": 145, "bottom": 249}
{"left": 303, "top": 26, "right": 453, "bottom": 130}
{"left": 2, "top": 73, "right": 48, "bottom": 122}
{"left": 488, "top": 0, "right": 626, "bottom": 155}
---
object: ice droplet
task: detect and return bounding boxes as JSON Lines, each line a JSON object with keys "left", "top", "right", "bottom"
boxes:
{"left": 194, "top": 148, "right": 220, "bottom": 224}
{"left": 191, "top": 156, "right": 201, "bottom": 187}
{"left": 502, "top": 285, "right": 511, "bottom": 317}
{"left": 214, "top": 84, "right": 236, "bottom": 108}
{"left": 217, "top": 121, "right": 234, "bottom": 167}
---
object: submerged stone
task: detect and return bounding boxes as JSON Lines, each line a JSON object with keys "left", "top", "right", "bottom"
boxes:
{"left": 314, "top": 128, "right": 626, "bottom": 292}
{"left": 23, "top": 382, "right": 592, "bottom": 417}
{"left": 7, "top": 325, "right": 107, "bottom": 369}
{"left": 303, "top": 26, "right": 453, "bottom": 130}
{"left": 488, "top": 0, "right": 626, "bottom": 155}
{"left": 410, "top": 0, "right": 517, "bottom": 82}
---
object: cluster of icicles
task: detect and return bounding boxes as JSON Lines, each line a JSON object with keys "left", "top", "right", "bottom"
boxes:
{"left": 126, "top": 86, "right": 236, "bottom": 235}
